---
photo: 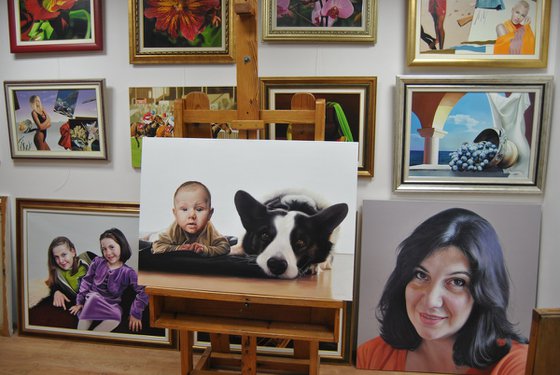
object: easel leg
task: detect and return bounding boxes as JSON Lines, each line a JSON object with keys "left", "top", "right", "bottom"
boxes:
{"left": 294, "top": 340, "right": 319, "bottom": 375}
{"left": 180, "top": 330, "right": 193, "bottom": 375}
{"left": 241, "top": 335, "right": 257, "bottom": 375}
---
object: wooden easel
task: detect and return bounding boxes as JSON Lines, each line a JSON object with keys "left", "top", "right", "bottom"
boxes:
{"left": 173, "top": 0, "right": 326, "bottom": 141}
{"left": 141, "top": 272, "right": 342, "bottom": 375}
{"left": 147, "top": 2, "right": 334, "bottom": 374}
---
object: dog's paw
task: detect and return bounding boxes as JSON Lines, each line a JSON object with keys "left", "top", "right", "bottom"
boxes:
{"left": 229, "top": 244, "right": 246, "bottom": 256}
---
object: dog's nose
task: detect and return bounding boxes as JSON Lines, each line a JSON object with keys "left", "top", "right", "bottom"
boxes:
{"left": 267, "top": 258, "right": 288, "bottom": 275}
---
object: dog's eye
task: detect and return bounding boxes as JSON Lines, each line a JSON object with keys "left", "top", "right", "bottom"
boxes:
{"left": 294, "top": 239, "right": 306, "bottom": 251}
{"left": 260, "top": 232, "right": 271, "bottom": 242}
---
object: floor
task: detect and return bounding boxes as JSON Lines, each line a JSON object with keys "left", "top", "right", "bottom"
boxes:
{"left": 0, "top": 334, "right": 380, "bottom": 375}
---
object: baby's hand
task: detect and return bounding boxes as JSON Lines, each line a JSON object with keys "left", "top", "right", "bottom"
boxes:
{"left": 177, "top": 243, "right": 194, "bottom": 251}
{"left": 52, "top": 290, "right": 70, "bottom": 310}
{"left": 69, "top": 304, "right": 83, "bottom": 315}
{"left": 522, "top": 16, "right": 531, "bottom": 25}
{"left": 192, "top": 243, "right": 204, "bottom": 254}
{"left": 129, "top": 315, "right": 142, "bottom": 332}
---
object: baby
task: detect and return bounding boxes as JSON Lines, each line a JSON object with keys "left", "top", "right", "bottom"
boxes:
{"left": 151, "top": 181, "right": 230, "bottom": 256}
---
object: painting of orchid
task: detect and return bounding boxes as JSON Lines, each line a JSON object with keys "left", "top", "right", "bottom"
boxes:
{"left": 8, "top": 0, "right": 103, "bottom": 53}
{"left": 263, "top": 0, "right": 377, "bottom": 42}
{"left": 129, "top": 0, "right": 234, "bottom": 64}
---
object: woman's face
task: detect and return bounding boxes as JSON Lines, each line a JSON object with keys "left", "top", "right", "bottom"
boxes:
{"left": 405, "top": 246, "right": 474, "bottom": 342}
{"left": 101, "top": 237, "right": 122, "bottom": 266}
{"left": 52, "top": 244, "right": 76, "bottom": 271}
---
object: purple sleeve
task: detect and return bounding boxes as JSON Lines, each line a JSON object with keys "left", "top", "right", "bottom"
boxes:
{"left": 127, "top": 267, "right": 149, "bottom": 320}
{"left": 76, "top": 257, "right": 99, "bottom": 306}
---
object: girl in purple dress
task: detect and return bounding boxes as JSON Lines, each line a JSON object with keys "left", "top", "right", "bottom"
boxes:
{"left": 69, "top": 228, "right": 148, "bottom": 332}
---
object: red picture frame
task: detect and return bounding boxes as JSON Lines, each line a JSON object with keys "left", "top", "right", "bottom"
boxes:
{"left": 8, "top": 0, "right": 103, "bottom": 53}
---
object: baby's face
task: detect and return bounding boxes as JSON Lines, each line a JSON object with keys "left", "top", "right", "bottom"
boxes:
{"left": 511, "top": 5, "right": 528, "bottom": 25}
{"left": 173, "top": 186, "right": 212, "bottom": 235}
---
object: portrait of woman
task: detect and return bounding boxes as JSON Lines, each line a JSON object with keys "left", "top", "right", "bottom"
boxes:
{"left": 357, "top": 201, "right": 541, "bottom": 374}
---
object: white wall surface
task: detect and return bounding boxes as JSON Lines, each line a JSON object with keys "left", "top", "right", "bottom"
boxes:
{"left": 0, "top": 1, "right": 558, "bottom": 320}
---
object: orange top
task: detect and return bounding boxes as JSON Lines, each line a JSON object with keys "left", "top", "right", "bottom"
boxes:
{"left": 494, "top": 20, "right": 535, "bottom": 55}
{"left": 357, "top": 336, "right": 528, "bottom": 374}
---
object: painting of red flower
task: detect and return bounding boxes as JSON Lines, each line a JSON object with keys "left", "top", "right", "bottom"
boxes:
{"left": 143, "top": 0, "right": 223, "bottom": 47}
{"left": 130, "top": 0, "right": 233, "bottom": 63}
{"left": 8, "top": 0, "right": 103, "bottom": 53}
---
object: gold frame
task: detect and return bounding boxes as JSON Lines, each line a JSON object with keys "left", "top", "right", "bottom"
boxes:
{"left": 407, "top": 0, "right": 551, "bottom": 67}
{"left": 0, "top": 196, "right": 13, "bottom": 336}
{"left": 394, "top": 75, "right": 554, "bottom": 193}
{"left": 128, "top": 0, "right": 234, "bottom": 64}
{"left": 16, "top": 199, "right": 175, "bottom": 348}
{"left": 262, "top": 0, "right": 377, "bottom": 43}
{"left": 260, "top": 76, "right": 377, "bottom": 177}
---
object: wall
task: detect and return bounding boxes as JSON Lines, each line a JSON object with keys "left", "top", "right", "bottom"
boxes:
{"left": 0, "top": 1, "right": 558, "bottom": 320}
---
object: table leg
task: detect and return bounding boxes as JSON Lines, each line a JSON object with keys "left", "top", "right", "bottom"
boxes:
{"left": 294, "top": 340, "right": 319, "bottom": 375}
{"left": 180, "top": 330, "right": 193, "bottom": 375}
{"left": 241, "top": 335, "right": 257, "bottom": 375}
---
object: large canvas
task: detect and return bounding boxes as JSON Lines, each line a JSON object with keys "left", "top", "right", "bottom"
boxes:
{"left": 138, "top": 138, "right": 358, "bottom": 301}
{"left": 356, "top": 200, "right": 540, "bottom": 372}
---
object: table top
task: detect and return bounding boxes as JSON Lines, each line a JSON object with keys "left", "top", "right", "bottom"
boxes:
{"left": 139, "top": 269, "right": 341, "bottom": 305}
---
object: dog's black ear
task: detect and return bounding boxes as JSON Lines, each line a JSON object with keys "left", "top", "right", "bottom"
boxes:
{"left": 310, "top": 203, "right": 349, "bottom": 233}
{"left": 234, "top": 190, "right": 268, "bottom": 230}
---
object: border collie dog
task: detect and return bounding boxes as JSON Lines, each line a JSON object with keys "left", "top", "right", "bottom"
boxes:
{"left": 233, "top": 190, "right": 348, "bottom": 279}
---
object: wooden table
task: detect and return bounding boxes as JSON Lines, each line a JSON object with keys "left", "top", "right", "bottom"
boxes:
{"left": 139, "top": 271, "right": 344, "bottom": 375}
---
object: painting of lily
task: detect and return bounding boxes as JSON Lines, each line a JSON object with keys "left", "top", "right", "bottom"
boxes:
{"left": 142, "top": 0, "right": 223, "bottom": 48}
{"left": 130, "top": 0, "right": 233, "bottom": 63}
{"left": 8, "top": 0, "right": 103, "bottom": 52}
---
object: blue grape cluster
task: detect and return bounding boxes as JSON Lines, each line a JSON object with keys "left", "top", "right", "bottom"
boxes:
{"left": 448, "top": 141, "right": 498, "bottom": 172}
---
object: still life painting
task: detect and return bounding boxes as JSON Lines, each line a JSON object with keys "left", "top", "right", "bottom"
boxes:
{"left": 394, "top": 75, "right": 553, "bottom": 193}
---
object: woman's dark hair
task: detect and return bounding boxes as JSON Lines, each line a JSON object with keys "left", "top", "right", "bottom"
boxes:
{"left": 377, "top": 207, "right": 526, "bottom": 369}
{"left": 46, "top": 236, "right": 78, "bottom": 287}
{"left": 99, "top": 228, "right": 132, "bottom": 263}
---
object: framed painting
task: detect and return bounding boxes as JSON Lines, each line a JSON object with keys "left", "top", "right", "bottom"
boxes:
{"left": 357, "top": 200, "right": 540, "bottom": 373}
{"left": 0, "top": 196, "right": 13, "bottom": 336}
{"left": 262, "top": 0, "right": 377, "bottom": 42}
{"left": 394, "top": 75, "right": 553, "bottom": 193}
{"left": 8, "top": 0, "right": 103, "bottom": 53}
{"left": 16, "top": 199, "right": 174, "bottom": 347}
{"left": 4, "top": 80, "right": 107, "bottom": 160}
{"left": 260, "top": 77, "right": 376, "bottom": 177}
{"left": 407, "top": 0, "right": 551, "bottom": 67}
{"left": 129, "top": 86, "right": 237, "bottom": 168}
{"left": 128, "top": 0, "right": 234, "bottom": 64}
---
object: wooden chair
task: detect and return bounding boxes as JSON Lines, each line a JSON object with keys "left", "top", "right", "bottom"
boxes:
{"left": 173, "top": 91, "right": 326, "bottom": 141}
{"left": 525, "top": 308, "right": 560, "bottom": 374}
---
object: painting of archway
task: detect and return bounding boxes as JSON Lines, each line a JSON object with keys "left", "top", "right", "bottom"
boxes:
{"left": 394, "top": 76, "right": 553, "bottom": 193}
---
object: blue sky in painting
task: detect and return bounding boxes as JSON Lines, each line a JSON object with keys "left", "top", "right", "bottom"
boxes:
{"left": 14, "top": 89, "right": 98, "bottom": 124}
{"left": 410, "top": 92, "right": 503, "bottom": 152}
